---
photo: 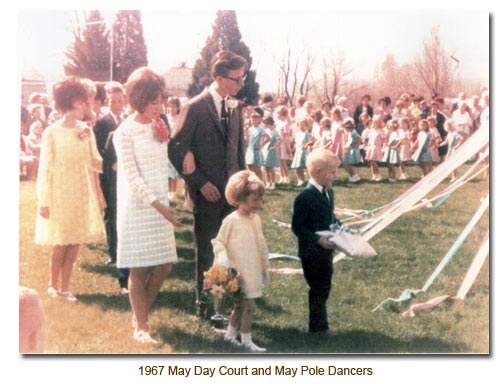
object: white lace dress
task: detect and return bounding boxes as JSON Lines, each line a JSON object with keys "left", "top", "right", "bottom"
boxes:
{"left": 113, "top": 118, "right": 177, "bottom": 268}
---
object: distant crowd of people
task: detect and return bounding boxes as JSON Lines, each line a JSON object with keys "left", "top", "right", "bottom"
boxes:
{"left": 240, "top": 89, "right": 489, "bottom": 185}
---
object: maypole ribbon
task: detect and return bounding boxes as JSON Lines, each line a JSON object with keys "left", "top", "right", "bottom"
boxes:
{"left": 421, "top": 195, "right": 488, "bottom": 292}
{"left": 456, "top": 231, "right": 489, "bottom": 300}
{"left": 372, "top": 195, "right": 488, "bottom": 312}
{"left": 400, "top": 231, "right": 489, "bottom": 318}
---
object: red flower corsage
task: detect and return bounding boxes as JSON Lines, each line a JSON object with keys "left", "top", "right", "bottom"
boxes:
{"left": 153, "top": 117, "right": 169, "bottom": 142}
{"left": 77, "top": 126, "right": 91, "bottom": 140}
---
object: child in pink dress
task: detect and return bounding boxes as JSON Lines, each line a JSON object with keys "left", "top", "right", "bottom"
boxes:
{"left": 275, "top": 106, "right": 292, "bottom": 184}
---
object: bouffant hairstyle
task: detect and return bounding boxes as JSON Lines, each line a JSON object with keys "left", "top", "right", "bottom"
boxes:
{"left": 225, "top": 171, "right": 265, "bottom": 207}
{"left": 125, "top": 67, "right": 166, "bottom": 113}
{"left": 210, "top": 51, "right": 248, "bottom": 79}
{"left": 52, "top": 77, "right": 88, "bottom": 113}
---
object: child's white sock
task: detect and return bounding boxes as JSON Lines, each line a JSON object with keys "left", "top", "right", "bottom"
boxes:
{"left": 241, "top": 333, "right": 266, "bottom": 352}
{"left": 224, "top": 325, "right": 241, "bottom": 345}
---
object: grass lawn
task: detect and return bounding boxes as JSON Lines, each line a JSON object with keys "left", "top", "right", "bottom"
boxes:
{"left": 19, "top": 163, "right": 489, "bottom": 354}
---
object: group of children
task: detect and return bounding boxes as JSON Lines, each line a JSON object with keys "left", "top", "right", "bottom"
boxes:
{"left": 243, "top": 101, "right": 468, "bottom": 189}
{"left": 212, "top": 148, "right": 342, "bottom": 352}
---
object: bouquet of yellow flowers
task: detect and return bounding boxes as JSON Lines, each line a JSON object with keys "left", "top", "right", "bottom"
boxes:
{"left": 203, "top": 265, "right": 241, "bottom": 298}
{"left": 203, "top": 265, "right": 241, "bottom": 327}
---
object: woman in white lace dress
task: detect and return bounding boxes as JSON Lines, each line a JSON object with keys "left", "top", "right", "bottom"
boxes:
{"left": 113, "top": 68, "right": 182, "bottom": 344}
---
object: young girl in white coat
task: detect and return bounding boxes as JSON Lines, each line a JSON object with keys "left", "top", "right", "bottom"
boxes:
{"left": 211, "top": 171, "right": 269, "bottom": 352}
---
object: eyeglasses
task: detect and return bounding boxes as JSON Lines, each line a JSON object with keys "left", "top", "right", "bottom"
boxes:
{"left": 222, "top": 75, "right": 246, "bottom": 85}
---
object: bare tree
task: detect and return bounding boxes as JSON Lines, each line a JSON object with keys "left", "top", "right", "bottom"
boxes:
{"left": 267, "top": 33, "right": 318, "bottom": 106}
{"left": 321, "top": 50, "right": 358, "bottom": 102}
{"left": 413, "top": 26, "right": 458, "bottom": 98}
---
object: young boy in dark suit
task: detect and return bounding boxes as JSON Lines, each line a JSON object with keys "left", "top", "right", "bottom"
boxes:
{"left": 291, "top": 148, "right": 341, "bottom": 335}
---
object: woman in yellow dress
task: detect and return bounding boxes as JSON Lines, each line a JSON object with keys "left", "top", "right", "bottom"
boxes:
{"left": 35, "top": 77, "right": 105, "bottom": 302}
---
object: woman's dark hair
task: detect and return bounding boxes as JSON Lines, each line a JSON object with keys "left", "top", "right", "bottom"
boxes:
{"left": 210, "top": 51, "right": 248, "bottom": 79}
{"left": 125, "top": 67, "right": 166, "bottom": 113}
{"left": 262, "top": 116, "right": 274, "bottom": 125}
{"left": 52, "top": 77, "right": 88, "bottom": 113}
{"left": 167, "top": 97, "right": 181, "bottom": 109}
{"left": 94, "top": 82, "right": 107, "bottom": 103}
{"left": 262, "top": 94, "right": 273, "bottom": 103}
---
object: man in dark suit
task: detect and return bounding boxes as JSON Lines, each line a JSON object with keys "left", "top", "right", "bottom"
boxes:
{"left": 353, "top": 94, "right": 373, "bottom": 124}
{"left": 102, "top": 131, "right": 129, "bottom": 295}
{"left": 292, "top": 148, "right": 341, "bottom": 334}
{"left": 168, "top": 51, "right": 248, "bottom": 318}
{"left": 93, "top": 84, "right": 126, "bottom": 265}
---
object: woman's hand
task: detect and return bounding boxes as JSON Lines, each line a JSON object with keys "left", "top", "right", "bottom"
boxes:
{"left": 183, "top": 151, "right": 196, "bottom": 175}
{"left": 39, "top": 206, "right": 49, "bottom": 219}
{"left": 152, "top": 201, "right": 182, "bottom": 227}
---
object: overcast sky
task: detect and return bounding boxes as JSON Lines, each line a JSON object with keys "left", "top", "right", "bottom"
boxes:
{"left": 19, "top": 10, "right": 489, "bottom": 92}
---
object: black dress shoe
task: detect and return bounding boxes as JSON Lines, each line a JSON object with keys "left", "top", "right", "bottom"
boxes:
{"left": 105, "top": 258, "right": 116, "bottom": 266}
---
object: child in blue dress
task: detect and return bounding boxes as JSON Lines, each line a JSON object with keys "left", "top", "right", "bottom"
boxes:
{"left": 439, "top": 119, "right": 464, "bottom": 182}
{"left": 245, "top": 112, "right": 270, "bottom": 181}
{"left": 411, "top": 119, "right": 433, "bottom": 177}
{"left": 291, "top": 117, "right": 315, "bottom": 187}
{"left": 341, "top": 117, "right": 361, "bottom": 183}
{"left": 262, "top": 116, "right": 281, "bottom": 189}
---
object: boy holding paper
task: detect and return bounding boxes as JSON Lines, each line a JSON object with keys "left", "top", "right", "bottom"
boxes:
{"left": 291, "top": 148, "right": 341, "bottom": 335}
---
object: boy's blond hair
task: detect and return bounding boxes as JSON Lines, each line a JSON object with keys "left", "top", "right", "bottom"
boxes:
{"left": 306, "top": 148, "right": 341, "bottom": 175}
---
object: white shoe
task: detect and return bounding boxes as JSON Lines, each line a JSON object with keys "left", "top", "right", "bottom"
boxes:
{"left": 242, "top": 339, "right": 266, "bottom": 352}
{"left": 47, "top": 286, "right": 59, "bottom": 298}
{"left": 389, "top": 178, "right": 396, "bottom": 183}
{"left": 133, "top": 330, "right": 158, "bottom": 344}
{"left": 59, "top": 291, "right": 77, "bottom": 302}
{"left": 373, "top": 175, "right": 382, "bottom": 182}
{"left": 270, "top": 183, "right": 275, "bottom": 190}
{"left": 296, "top": 180, "right": 304, "bottom": 187}
{"left": 224, "top": 333, "right": 242, "bottom": 346}
{"left": 399, "top": 173, "right": 408, "bottom": 180}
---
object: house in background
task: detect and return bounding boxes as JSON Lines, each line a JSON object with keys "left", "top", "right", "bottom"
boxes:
{"left": 21, "top": 62, "right": 51, "bottom": 106}
{"left": 162, "top": 63, "right": 192, "bottom": 98}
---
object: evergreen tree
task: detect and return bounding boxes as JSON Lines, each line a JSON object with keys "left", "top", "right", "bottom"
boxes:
{"left": 188, "top": 10, "right": 259, "bottom": 105}
{"left": 112, "top": 10, "right": 148, "bottom": 84}
{"left": 64, "top": 10, "right": 110, "bottom": 81}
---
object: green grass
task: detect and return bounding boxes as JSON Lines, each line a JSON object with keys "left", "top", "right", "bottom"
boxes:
{"left": 19, "top": 163, "right": 489, "bottom": 354}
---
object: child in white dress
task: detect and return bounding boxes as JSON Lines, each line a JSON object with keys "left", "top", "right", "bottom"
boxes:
{"left": 212, "top": 171, "right": 269, "bottom": 352}
{"left": 439, "top": 119, "right": 464, "bottom": 182}
{"left": 397, "top": 117, "right": 411, "bottom": 179}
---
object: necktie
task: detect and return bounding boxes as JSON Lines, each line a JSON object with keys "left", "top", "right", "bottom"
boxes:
{"left": 221, "top": 99, "right": 229, "bottom": 132}
{"left": 322, "top": 187, "right": 329, "bottom": 203}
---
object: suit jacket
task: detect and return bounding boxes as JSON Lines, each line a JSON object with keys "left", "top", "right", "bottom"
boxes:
{"left": 292, "top": 183, "right": 341, "bottom": 260}
{"left": 93, "top": 113, "right": 119, "bottom": 157}
{"left": 101, "top": 131, "right": 117, "bottom": 208}
{"left": 168, "top": 89, "right": 246, "bottom": 205}
{"left": 353, "top": 104, "right": 374, "bottom": 124}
